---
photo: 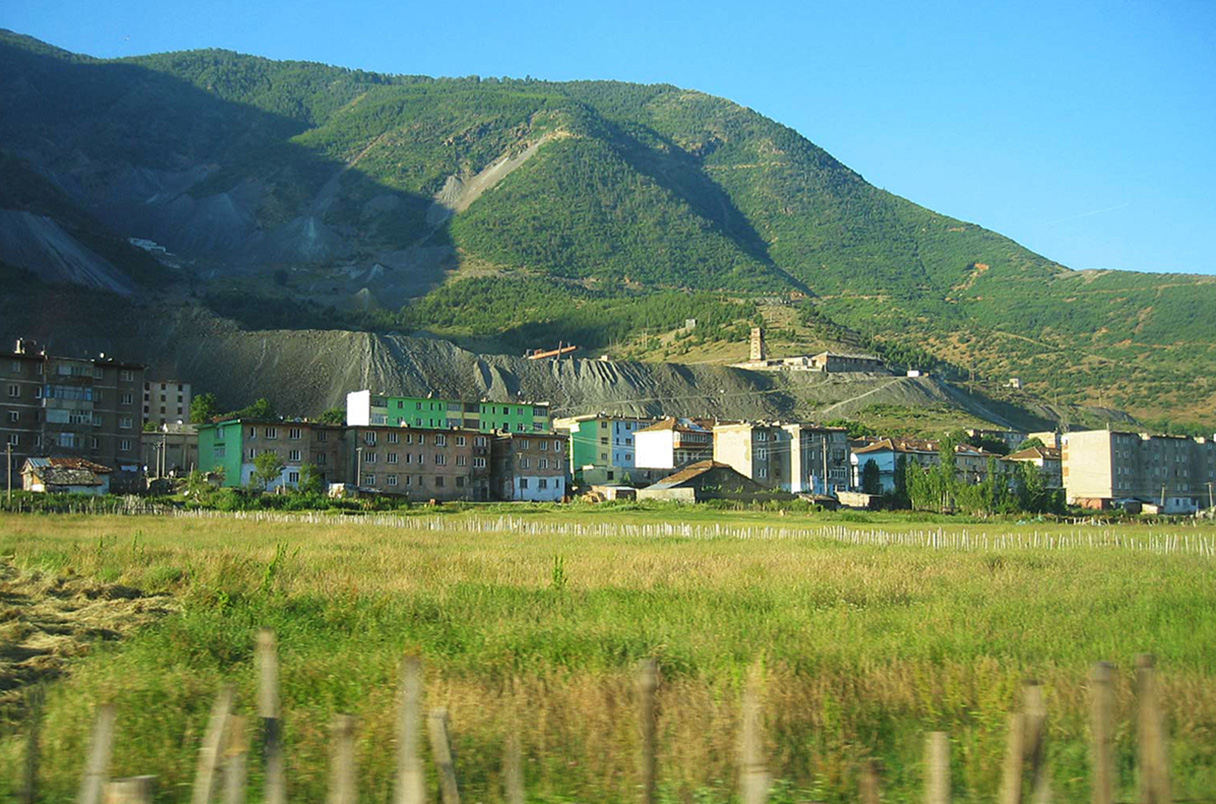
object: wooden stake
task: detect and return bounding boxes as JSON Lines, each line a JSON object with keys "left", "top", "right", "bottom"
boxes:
{"left": 1023, "top": 683, "right": 1051, "bottom": 804}
{"left": 102, "top": 777, "right": 155, "bottom": 804}
{"left": 998, "top": 712, "right": 1025, "bottom": 804}
{"left": 925, "top": 732, "right": 949, "bottom": 804}
{"left": 428, "top": 708, "right": 461, "bottom": 804}
{"left": 1136, "top": 654, "right": 1171, "bottom": 804}
{"left": 1090, "top": 663, "right": 1115, "bottom": 804}
{"left": 638, "top": 658, "right": 659, "bottom": 804}
{"left": 328, "top": 715, "right": 357, "bottom": 804}
{"left": 191, "top": 686, "right": 234, "bottom": 804}
{"left": 21, "top": 687, "right": 43, "bottom": 804}
{"left": 256, "top": 630, "right": 285, "bottom": 804}
{"left": 503, "top": 731, "right": 524, "bottom": 804}
{"left": 222, "top": 715, "right": 248, "bottom": 804}
{"left": 738, "top": 665, "right": 768, "bottom": 804}
{"left": 395, "top": 655, "right": 426, "bottom": 804}
{"left": 77, "top": 703, "right": 117, "bottom": 804}
{"left": 859, "top": 758, "right": 882, "bottom": 804}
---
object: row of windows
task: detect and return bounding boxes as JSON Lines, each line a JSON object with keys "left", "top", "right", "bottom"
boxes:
{"left": 518, "top": 477, "right": 562, "bottom": 489}
{"left": 5, "top": 433, "right": 132, "bottom": 451}
{"left": 517, "top": 457, "right": 561, "bottom": 470}
{"left": 362, "top": 452, "right": 487, "bottom": 469}
{"left": 364, "top": 473, "right": 467, "bottom": 488}
{"left": 243, "top": 449, "right": 328, "bottom": 465}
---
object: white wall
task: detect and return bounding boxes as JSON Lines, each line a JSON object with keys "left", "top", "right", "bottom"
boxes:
{"left": 636, "top": 430, "right": 675, "bottom": 469}
{"left": 346, "top": 390, "right": 370, "bottom": 427}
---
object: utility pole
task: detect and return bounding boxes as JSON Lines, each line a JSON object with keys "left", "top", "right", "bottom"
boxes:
{"left": 6, "top": 441, "right": 11, "bottom": 504}
{"left": 356, "top": 446, "right": 363, "bottom": 488}
{"left": 821, "top": 433, "right": 829, "bottom": 495}
{"left": 1208, "top": 482, "right": 1214, "bottom": 511}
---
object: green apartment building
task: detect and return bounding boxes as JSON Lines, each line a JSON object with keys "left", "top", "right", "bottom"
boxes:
{"left": 346, "top": 391, "right": 550, "bottom": 433}
{"left": 198, "top": 419, "right": 346, "bottom": 488}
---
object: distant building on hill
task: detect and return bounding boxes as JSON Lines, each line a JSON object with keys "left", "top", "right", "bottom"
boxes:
{"left": 1062, "top": 429, "right": 1216, "bottom": 513}
{"left": 732, "top": 347, "right": 891, "bottom": 375}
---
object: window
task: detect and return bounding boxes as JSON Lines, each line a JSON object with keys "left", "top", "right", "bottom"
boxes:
{"left": 6, "top": 385, "right": 17, "bottom": 398}
{"left": 435, "top": 434, "right": 446, "bottom": 446}
{"left": 364, "top": 474, "right": 375, "bottom": 485}
{"left": 418, "top": 434, "right": 426, "bottom": 445}
{"left": 90, "top": 437, "right": 98, "bottom": 450}
{"left": 365, "top": 452, "right": 377, "bottom": 464}
{"left": 120, "top": 439, "right": 132, "bottom": 452}
{"left": 456, "top": 435, "right": 466, "bottom": 446}
{"left": 759, "top": 467, "right": 768, "bottom": 479}
{"left": 120, "top": 369, "right": 134, "bottom": 382}
{"left": 247, "top": 448, "right": 257, "bottom": 460}
{"left": 456, "top": 476, "right": 465, "bottom": 487}
{"left": 600, "top": 452, "right": 608, "bottom": 461}
{"left": 365, "top": 432, "right": 377, "bottom": 445}
{"left": 519, "top": 478, "right": 529, "bottom": 489}
{"left": 473, "top": 457, "right": 486, "bottom": 469}
{"left": 404, "top": 453, "right": 413, "bottom": 464}
{"left": 316, "top": 453, "right": 327, "bottom": 465}
{"left": 120, "top": 416, "right": 133, "bottom": 430}
{"left": 289, "top": 427, "right": 302, "bottom": 440}
{"left": 289, "top": 450, "right": 301, "bottom": 462}
{"left": 387, "top": 474, "right": 398, "bottom": 486}
{"left": 539, "top": 458, "right": 549, "bottom": 469}
{"left": 316, "top": 431, "right": 327, "bottom": 442}
{"left": 34, "top": 386, "right": 42, "bottom": 399}
{"left": 388, "top": 453, "right": 399, "bottom": 464}
{"left": 121, "top": 392, "right": 133, "bottom": 406}
{"left": 539, "top": 478, "right": 548, "bottom": 489}
{"left": 418, "top": 453, "right": 426, "bottom": 465}
{"left": 404, "top": 475, "right": 412, "bottom": 486}
{"left": 7, "top": 411, "right": 16, "bottom": 423}
{"left": 435, "top": 454, "right": 447, "bottom": 466}
{"left": 248, "top": 427, "right": 257, "bottom": 438}
{"left": 434, "top": 476, "right": 444, "bottom": 488}
{"left": 520, "top": 457, "right": 530, "bottom": 469}
{"left": 554, "top": 440, "right": 562, "bottom": 451}
{"left": 6, "top": 434, "right": 17, "bottom": 446}
{"left": 456, "top": 455, "right": 467, "bottom": 466}
{"left": 520, "top": 440, "right": 529, "bottom": 450}
{"left": 540, "top": 440, "right": 548, "bottom": 451}
{"left": 388, "top": 432, "right": 399, "bottom": 444}
{"left": 288, "top": 471, "right": 300, "bottom": 484}
{"left": 600, "top": 437, "right": 608, "bottom": 445}
{"left": 265, "top": 427, "right": 278, "bottom": 439}
{"left": 9, "top": 360, "right": 19, "bottom": 373}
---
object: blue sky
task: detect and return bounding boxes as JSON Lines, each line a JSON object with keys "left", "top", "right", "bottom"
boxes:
{"left": 4, "top": 0, "right": 1214, "bottom": 275}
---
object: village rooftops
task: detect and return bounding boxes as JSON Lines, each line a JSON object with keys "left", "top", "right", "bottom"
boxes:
{"left": 3, "top": 339, "right": 146, "bottom": 370}
{"left": 22, "top": 457, "right": 113, "bottom": 486}
{"left": 852, "top": 437, "right": 939, "bottom": 456}
{"left": 637, "top": 417, "right": 713, "bottom": 434}
{"left": 1005, "top": 445, "right": 1062, "bottom": 462}
{"left": 642, "top": 460, "right": 745, "bottom": 491}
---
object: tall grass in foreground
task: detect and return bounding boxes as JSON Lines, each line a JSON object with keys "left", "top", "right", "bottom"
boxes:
{"left": 0, "top": 512, "right": 1214, "bottom": 802}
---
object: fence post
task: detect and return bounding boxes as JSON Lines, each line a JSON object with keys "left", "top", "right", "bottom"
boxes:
{"left": 77, "top": 703, "right": 117, "bottom": 804}
{"left": 256, "top": 629, "right": 286, "bottom": 804}
{"left": 638, "top": 658, "right": 660, "bottom": 804}
{"left": 192, "top": 686, "right": 234, "bottom": 804}
{"left": 859, "top": 758, "right": 882, "bottom": 804}
{"left": 738, "top": 664, "right": 768, "bottom": 804}
{"left": 327, "top": 715, "right": 357, "bottom": 804}
{"left": 1023, "top": 682, "right": 1051, "bottom": 804}
{"left": 503, "top": 730, "right": 524, "bottom": 804}
{"left": 102, "top": 777, "right": 156, "bottom": 804}
{"left": 222, "top": 715, "right": 248, "bottom": 804}
{"left": 998, "top": 712, "right": 1025, "bottom": 804}
{"left": 1090, "top": 663, "right": 1115, "bottom": 804}
{"left": 396, "top": 655, "right": 426, "bottom": 804}
{"left": 428, "top": 708, "right": 461, "bottom": 804}
{"left": 925, "top": 732, "right": 949, "bottom": 804}
{"left": 21, "top": 687, "right": 43, "bottom": 804}
{"left": 1136, "top": 655, "right": 1171, "bottom": 804}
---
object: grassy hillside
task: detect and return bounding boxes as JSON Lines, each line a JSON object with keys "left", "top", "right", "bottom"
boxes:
{"left": 1, "top": 30, "right": 1214, "bottom": 423}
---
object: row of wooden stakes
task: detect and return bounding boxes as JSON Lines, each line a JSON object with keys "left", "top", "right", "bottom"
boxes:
{"left": 48, "top": 630, "right": 1174, "bottom": 804}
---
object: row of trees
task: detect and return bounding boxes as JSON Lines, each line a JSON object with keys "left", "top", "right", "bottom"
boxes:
{"left": 867, "top": 435, "right": 1062, "bottom": 515}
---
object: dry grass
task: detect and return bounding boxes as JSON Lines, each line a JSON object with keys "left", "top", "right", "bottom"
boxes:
{"left": 0, "top": 511, "right": 1214, "bottom": 802}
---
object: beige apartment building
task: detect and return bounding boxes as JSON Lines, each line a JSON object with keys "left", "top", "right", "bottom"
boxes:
{"left": 2, "top": 339, "right": 144, "bottom": 491}
{"left": 1062, "top": 429, "right": 1216, "bottom": 513}
{"left": 144, "top": 380, "right": 192, "bottom": 426}
{"left": 490, "top": 432, "right": 570, "bottom": 501}
{"left": 713, "top": 421, "right": 850, "bottom": 495}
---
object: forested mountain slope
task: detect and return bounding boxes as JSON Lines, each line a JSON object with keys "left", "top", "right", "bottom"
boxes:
{"left": 0, "top": 30, "right": 1212, "bottom": 424}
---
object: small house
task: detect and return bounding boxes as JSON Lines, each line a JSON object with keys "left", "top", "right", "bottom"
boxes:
{"left": 22, "top": 457, "right": 113, "bottom": 495}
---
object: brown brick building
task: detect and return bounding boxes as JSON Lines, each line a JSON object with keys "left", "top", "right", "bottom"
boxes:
{"left": 490, "top": 432, "right": 570, "bottom": 501}
{"left": 2, "top": 339, "right": 144, "bottom": 490}
{"left": 349, "top": 426, "right": 491, "bottom": 501}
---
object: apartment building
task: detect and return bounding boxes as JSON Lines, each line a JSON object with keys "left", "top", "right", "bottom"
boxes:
{"left": 198, "top": 419, "right": 346, "bottom": 490}
{"left": 1002, "top": 445, "right": 1063, "bottom": 489}
{"left": 713, "top": 421, "right": 850, "bottom": 494}
{"left": 849, "top": 438, "right": 940, "bottom": 493}
{"left": 634, "top": 417, "right": 713, "bottom": 470}
{"left": 144, "top": 380, "right": 192, "bottom": 426}
{"left": 349, "top": 426, "right": 490, "bottom": 501}
{"left": 1062, "top": 429, "right": 1216, "bottom": 513}
{"left": 345, "top": 391, "right": 551, "bottom": 433}
{"left": 1, "top": 339, "right": 144, "bottom": 490}
{"left": 141, "top": 423, "right": 200, "bottom": 478}
{"left": 553, "top": 413, "right": 660, "bottom": 485}
{"left": 490, "top": 432, "right": 570, "bottom": 501}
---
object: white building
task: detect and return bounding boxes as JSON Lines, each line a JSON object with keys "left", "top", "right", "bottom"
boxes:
{"left": 635, "top": 417, "right": 713, "bottom": 470}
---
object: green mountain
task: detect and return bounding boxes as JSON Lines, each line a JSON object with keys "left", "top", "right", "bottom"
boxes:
{"left": 1, "top": 30, "right": 1213, "bottom": 426}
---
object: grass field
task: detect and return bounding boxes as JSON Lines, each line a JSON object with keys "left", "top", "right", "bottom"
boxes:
{"left": 1, "top": 509, "right": 1214, "bottom": 803}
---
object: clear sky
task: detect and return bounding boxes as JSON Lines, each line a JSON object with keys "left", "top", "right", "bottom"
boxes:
{"left": 4, "top": 0, "right": 1214, "bottom": 275}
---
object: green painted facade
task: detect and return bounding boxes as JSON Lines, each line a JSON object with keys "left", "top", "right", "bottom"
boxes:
{"left": 362, "top": 394, "right": 550, "bottom": 432}
{"left": 197, "top": 419, "right": 244, "bottom": 487}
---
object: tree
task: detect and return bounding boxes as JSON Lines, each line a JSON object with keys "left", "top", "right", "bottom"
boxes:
{"left": 1020, "top": 436, "right": 1045, "bottom": 450}
{"left": 242, "top": 398, "right": 277, "bottom": 420}
{"left": 825, "top": 418, "right": 876, "bottom": 439}
{"left": 297, "top": 463, "right": 324, "bottom": 495}
{"left": 251, "top": 451, "right": 286, "bottom": 492}
{"left": 318, "top": 407, "right": 345, "bottom": 425}
{"left": 191, "top": 392, "right": 221, "bottom": 423}
{"left": 861, "top": 459, "right": 882, "bottom": 495}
